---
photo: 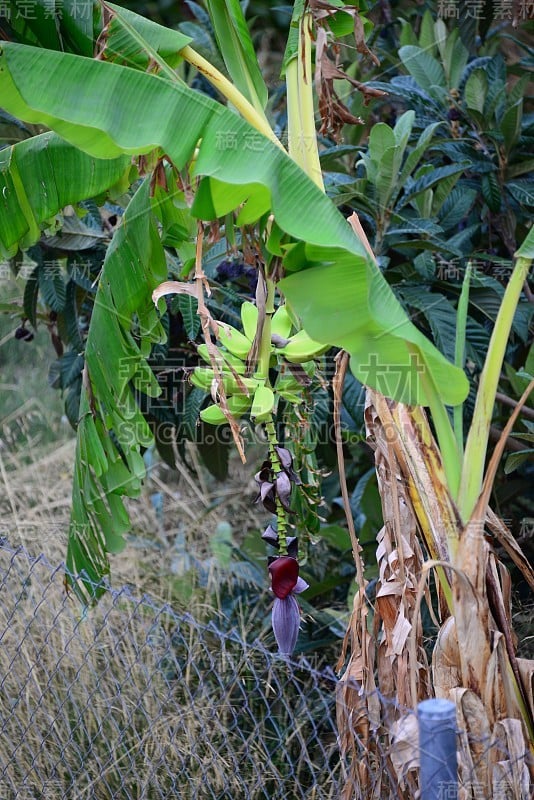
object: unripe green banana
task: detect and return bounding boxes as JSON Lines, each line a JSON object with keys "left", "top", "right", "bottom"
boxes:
{"left": 241, "top": 301, "right": 258, "bottom": 342}
{"left": 200, "top": 394, "right": 252, "bottom": 425}
{"left": 190, "top": 366, "right": 214, "bottom": 390}
{"left": 250, "top": 384, "right": 275, "bottom": 422}
{"left": 191, "top": 366, "right": 258, "bottom": 395}
{"left": 197, "top": 344, "right": 247, "bottom": 374}
{"left": 273, "top": 369, "right": 312, "bottom": 406}
{"left": 226, "top": 374, "right": 259, "bottom": 395}
{"left": 271, "top": 304, "right": 293, "bottom": 339}
{"left": 277, "top": 329, "right": 330, "bottom": 363}
{"left": 217, "top": 323, "right": 252, "bottom": 360}
{"left": 197, "top": 343, "right": 213, "bottom": 366}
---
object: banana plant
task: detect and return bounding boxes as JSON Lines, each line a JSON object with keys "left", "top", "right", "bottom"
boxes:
{"left": 0, "top": 0, "right": 467, "bottom": 587}
{"left": 0, "top": 2, "right": 532, "bottom": 796}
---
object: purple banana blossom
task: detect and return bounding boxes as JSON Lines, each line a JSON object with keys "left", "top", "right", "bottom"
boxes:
{"left": 256, "top": 446, "right": 308, "bottom": 654}
{"left": 269, "top": 556, "right": 308, "bottom": 656}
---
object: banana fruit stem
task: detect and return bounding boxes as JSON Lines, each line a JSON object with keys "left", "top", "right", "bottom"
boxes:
{"left": 265, "top": 418, "right": 288, "bottom": 554}
{"left": 257, "top": 279, "right": 275, "bottom": 382}
{"left": 259, "top": 283, "right": 288, "bottom": 552}
{"left": 181, "top": 45, "right": 284, "bottom": 151}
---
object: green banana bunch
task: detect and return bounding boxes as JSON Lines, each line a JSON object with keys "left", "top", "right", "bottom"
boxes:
{"left": 195, "top": 301, "right": 327, "bottom": 425}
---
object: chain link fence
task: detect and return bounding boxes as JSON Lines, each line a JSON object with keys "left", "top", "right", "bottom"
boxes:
{"left": 1, "top": 544, "right": 532, "bottom": 800}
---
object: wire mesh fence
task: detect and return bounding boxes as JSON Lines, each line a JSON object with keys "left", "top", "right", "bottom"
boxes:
{"left": 0, "top": 544, "right": 532, "bottom": 800}
{"left": 0, "top": 543, "right": 347, "bottom": 800}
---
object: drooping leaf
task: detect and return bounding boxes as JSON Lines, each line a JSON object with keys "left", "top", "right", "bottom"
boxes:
{"left": 368, "top": 76, "right": 440, "bottom": 111}
{"left": 281, "top": 245, "right": 469, "bottom": 406}
{"left": 58, "top": 280, "right": 83, "bottom": 350}
{"left": 0, "top": 42, "right": 361, "bottom": 254}
{"left": 59, "top": 349, "right": 84, "bottom": 389}
{"left": 0, "top": 131, "right": 130, "bottom": 258}
{"left": 481, "top": 173, "right": 502, "bottom": 213}
{"left": 341, "top": 371, "right": 365, "bottom": 432}
{"left": 66, "top": 179, "right": 167, "bottom": 601}
{"left": 0, "top": 32, "right": 471, "bottom": 591}
{"left": 64, "top": 377, "right": 82, "bottom": 428}
{"left": 172, "top": 293, "right": 200, "bottom": 340}
{"left": 183, "top": 387, "right": 207, "bottom": 440}
{"left": 38, "top": 260, "right": 66, "bottom": 312}
{"left": 43, "top": 213, "right": 108, "bottom": 252}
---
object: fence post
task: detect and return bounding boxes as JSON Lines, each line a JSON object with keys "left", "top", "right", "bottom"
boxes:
{"left": 417, "top": 698, "right": 458, "bottom": 800}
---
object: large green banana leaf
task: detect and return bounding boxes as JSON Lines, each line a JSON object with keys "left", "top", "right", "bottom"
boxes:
{"left": 0, "top": 132, "right": 130, "bottom": 258}
{"left": 0, "top": 44, "right": 356, "bottom": 251}
{"left": 0, "top": 41, "right": 467, "bottom": 405}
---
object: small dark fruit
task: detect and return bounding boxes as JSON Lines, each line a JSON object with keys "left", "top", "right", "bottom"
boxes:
{"left": 15, "top": 326, "right": 34, "bottom": 342}
{"left": 216, "top": 258, "right": 245, "bottom": 281}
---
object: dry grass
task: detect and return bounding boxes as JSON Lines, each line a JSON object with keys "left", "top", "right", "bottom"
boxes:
{"left": 0, "top": 393, "right": 261, "bottom": 591}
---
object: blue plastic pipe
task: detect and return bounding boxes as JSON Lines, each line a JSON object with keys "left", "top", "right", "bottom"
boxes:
{"left": 418, "top": 698, "right": 458, "bottom": 800}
